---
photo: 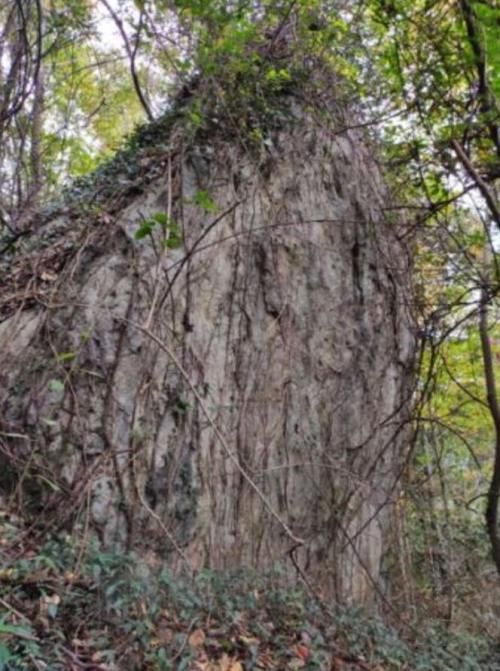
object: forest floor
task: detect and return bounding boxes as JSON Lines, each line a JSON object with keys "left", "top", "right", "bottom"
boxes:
{"left": 1, "top": 507, "right": 499, "bottom": 671}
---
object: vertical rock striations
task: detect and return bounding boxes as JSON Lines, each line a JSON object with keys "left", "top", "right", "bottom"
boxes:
{"left": 0, "top": 99, "right": 415, "bottom": 605}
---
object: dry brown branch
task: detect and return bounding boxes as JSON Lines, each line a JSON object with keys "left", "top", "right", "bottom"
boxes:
{"left": 451, "top": 139, "right": 500, "bottom": 231}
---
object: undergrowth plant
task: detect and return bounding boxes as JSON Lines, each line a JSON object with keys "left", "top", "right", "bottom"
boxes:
{"left": 1, "top": 523, "right": 499, "bottom": 671}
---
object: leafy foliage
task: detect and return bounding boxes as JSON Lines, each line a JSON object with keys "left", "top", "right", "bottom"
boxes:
{"left": 135, "top": 212, "right": 183, "bottom": 248}
{"left": 1, "top": 522, "right": 499, "bottom": 671}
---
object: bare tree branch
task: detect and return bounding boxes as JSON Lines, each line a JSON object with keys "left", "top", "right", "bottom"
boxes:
{"left": 98, "top": 0, "right": 153, "bottom": 121}
{"left": 451, "top": 139, "right": 500, "bottom": 231}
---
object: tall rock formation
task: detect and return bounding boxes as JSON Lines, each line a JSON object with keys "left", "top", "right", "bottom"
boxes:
{"left": 0, "top": 75, "right": 415, "bottom": 604}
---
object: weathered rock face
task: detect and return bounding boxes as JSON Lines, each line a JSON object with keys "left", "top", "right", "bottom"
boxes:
{"left": 0, "top": 104, "right": 415, "bottom": 604}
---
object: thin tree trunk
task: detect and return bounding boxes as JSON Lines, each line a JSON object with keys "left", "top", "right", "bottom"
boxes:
{"left": 479, "top": 285, "right": 500, "bottom": 576}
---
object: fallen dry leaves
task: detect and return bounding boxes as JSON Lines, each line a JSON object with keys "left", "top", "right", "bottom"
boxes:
{"left": 191, "top": 650, "right": 244, "bottom": 671}
{"left": 189, "top": 628, "right": 207, "bottom": 649}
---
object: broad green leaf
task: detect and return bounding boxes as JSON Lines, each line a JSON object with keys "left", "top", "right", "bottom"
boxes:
{"left": 134, "top": 220, "right": 155, "bottom": 240}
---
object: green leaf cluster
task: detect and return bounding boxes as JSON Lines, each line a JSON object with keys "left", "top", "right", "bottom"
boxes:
{"left": 135, "top": 211, "right": 183, "bottom": 249}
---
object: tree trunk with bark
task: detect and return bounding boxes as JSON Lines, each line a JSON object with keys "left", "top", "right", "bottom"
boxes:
{"left": 0, "top": 85, "right": 415, "bottom": 605}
